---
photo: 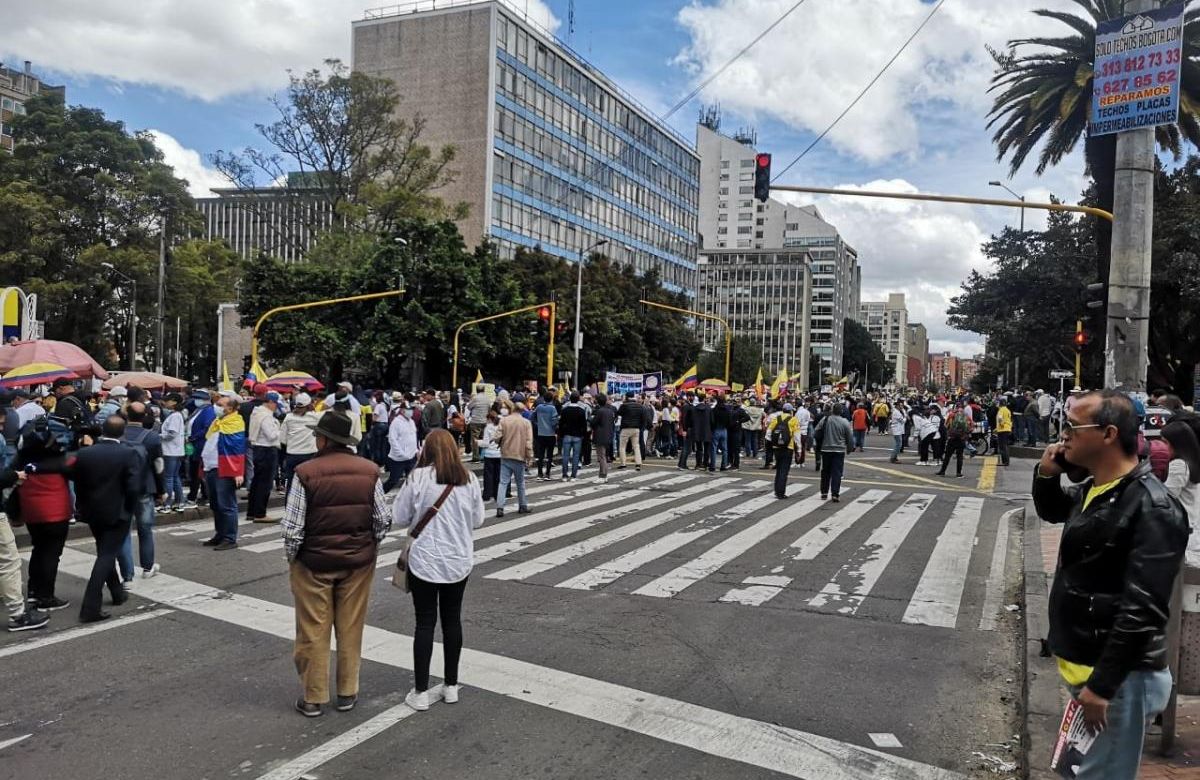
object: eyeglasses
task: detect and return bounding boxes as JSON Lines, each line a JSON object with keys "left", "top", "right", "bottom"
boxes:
{"left": 1061, "top": 420, "right": 1103, "bottom": 434}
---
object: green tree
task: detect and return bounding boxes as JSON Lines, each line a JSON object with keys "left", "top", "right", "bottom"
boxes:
{"left": 986, "top": 0, "right": 1200, "bottom": 279}
{"left": 0, "top": 93, "right": 228, "bottom": 372}
{"left": 698, "top": 335, "right": 762, "bottom": 387}
{"left": 841, "top": 318, "right": 890, "bottom": 388}
{"left": 213, "top": 59, "right": 464, "bottom": 245}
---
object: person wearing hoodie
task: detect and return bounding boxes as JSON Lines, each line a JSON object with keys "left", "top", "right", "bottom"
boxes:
{"left": 185, "top": 390, "right": 215, "bottom": 507}
{"left": 532, "top": 392, "right": 559, "bottom": 481}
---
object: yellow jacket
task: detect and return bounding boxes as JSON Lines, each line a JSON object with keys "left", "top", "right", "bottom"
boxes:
{"left": 996, "top": 406, "right": 1013, "bottom": 434}
{"left": 767, "top": 413, "right": 801, "bottom": 450}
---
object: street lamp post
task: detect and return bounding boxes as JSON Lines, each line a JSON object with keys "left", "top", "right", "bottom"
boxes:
{"left": 101, "top": 262, "right": 137, "bottom": 370}
{"left": 574, "top": 239, "right": 607, "bottom": 391}
{"left": 988, "top": 181, "right": 1026, "bottom": 232}
{"left": 156, "top": 215, "right": 167, "bottom": 373}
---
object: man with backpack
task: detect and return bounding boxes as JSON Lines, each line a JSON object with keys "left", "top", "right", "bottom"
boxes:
{"left": 118, "top": 402, "right": 166, "bottom": 583}
{"left": 766, "top": 403, "right": 801, "bottom": 499}
{"left": 937, "top": 401, "right": 973, "bottom": 478}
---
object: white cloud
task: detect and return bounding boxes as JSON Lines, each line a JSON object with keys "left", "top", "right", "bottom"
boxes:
{"left": 674, "top": 0, "right": 1081, "bottom": 162}
{"left": 147, "top": 130, "right": 228, "bottom": 197}
{"left": 0, "top": 0, "right": 559, "bottom": 101}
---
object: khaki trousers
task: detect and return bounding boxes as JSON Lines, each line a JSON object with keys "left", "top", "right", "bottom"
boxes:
{"left": 290, "top": 559, "right": 374, "bottom": 704}
{"left": 618, "top": 428, "right": 642, "bottom": 467}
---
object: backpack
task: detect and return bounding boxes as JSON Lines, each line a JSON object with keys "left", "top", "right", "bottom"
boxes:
{"left": 449, "top": 412, "right": 467, "bottom": 433}
{"left": 769, "top": 414, "right": 792, "bottom": 448}
{"left": 948, "top": 412, "right": 971, "bottom": 439}
{"left": 121, "top": 427, "right": 152, "bottom": 494}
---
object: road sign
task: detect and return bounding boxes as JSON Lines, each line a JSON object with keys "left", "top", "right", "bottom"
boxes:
{"left": 1089, "top": 5, "right": 1185, "bottom": 137}
{"left": 1049, "top": 369, "right": 1074, "bottom": 379}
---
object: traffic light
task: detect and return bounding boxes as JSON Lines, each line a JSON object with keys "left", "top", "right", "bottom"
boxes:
{"left": 555, "top": 320, "right": 568, "bottom": 337}
{"left": 1084, "top": 282, "right": 1105, "bottom": 310}
{"left": 754, "top": 153, "right": 771, "bottom": 202}
{"left": 1073, "top": 330, "right": 1091, "bottom": 352}
{"left": 537, "top": 305, "right": 552, "bottom": 323}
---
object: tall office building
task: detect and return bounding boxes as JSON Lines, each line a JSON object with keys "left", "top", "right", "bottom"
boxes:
{"left": 930, "top": 352, "right": 962, "bottom": 390}
{"left": 352, "top": 1, "right": 700, "bottom": 294}
{"left": 0, "top": 60, "right": 64, "bottom": 152}
{"left": 696, "top": 119, "right": 859, "bottom": 375}
{"left": 696, "top": 249, "right": 811, "bottom": 383}
{"left": 858, "top": 293, "right": 908, "bottom": 386}
{"left": 906, "top": 323, "right": 929, "bottom": 387}
{"left": 193, "top": 175, "right": 337, "bottom": 262}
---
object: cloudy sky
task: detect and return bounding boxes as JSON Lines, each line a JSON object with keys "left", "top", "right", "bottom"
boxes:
{"left": 3, "top": 0, "right": 1107, "bottom": 356}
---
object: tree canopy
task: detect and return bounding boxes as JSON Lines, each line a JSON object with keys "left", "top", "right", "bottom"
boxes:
{"left": 841, "top": 318, "right": 890, "bottom": 388}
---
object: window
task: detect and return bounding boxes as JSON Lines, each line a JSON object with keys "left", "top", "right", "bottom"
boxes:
{"left": 737, "top": 226, "right": 751, "bottom": 234}
{"left": 756, "top": 218, "right": 764, "bottom": 226}
{"left": 740, "top": 159, "right": 755, "bottom": 168}
{"left": 719, "top": 187, "right": 729, "bottom": 195}
{"left": 720, "top": 174, "right": 729, "bottom": 181}
{"left": 755, "top": 231, "right": 764, "bottom": 239}
{"left": 717, "top": 214, "right": 728, "bottom": 222}
{"left": 717, "top": 227, "right": 728, "bottom": 235}
{"left": 740, "top": 200, "right": 752, "bottom": 208}
{"left": 786, "top": 223, "right": 799, "bottom": 230}
{"left": 739, "top": 172, "right": 754, "bottom": 182}
{"left": 738, "top": 186, "right": 753, "bottom": 194}
{"left": 720, "top": 160, "right": 730, "bottom": 169}
{"left": 0, "top": 98, "right": 11, "bottom": 112}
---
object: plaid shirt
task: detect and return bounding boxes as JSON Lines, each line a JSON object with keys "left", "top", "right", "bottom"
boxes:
{"left": 281, "top": 477, "right": 391, "bottom": 563}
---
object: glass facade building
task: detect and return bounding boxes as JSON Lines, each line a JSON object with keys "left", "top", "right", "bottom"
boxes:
{"left": 354, "top": 1, "right": 700, "bottom": 295}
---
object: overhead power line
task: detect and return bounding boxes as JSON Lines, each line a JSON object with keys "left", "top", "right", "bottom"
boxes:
{"left": 663, "top": 0, "right": 812, "bottom": 120}
{"left": 771, "top": 0, "right": 949, "bottom": 183}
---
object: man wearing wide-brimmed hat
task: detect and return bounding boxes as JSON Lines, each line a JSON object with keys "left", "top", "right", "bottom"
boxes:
{"left": 282, "top": 410, "right": 391, "bottom": 718}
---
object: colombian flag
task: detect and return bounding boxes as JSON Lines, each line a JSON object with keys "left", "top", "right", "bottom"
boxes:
{"left": 769, "top": 368, "right": 788, "bottom": 399}
{"left": 753, "top": 367, "right": 765, "bottom": 398}
{"left": 243, "top": 359, "right": 266, "bottom": 387}
{"left": 673, "top": 364, "right": 699, "bottom": 390}
{"left": 207, "top": 412, "right": 246, "bottom": 479}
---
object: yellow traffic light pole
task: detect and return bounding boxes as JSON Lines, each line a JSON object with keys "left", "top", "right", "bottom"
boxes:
{"left": 453, "top": 302, "right": 556, "bottom": 390}
{"left": 250, "top": 289, "right": 407, "bottom": 376}
{"left": 639, "top": 299, "right": 732, "bottom": 386}
{"left": 1075, "top": 319, "right": 1084, "bottom": 391}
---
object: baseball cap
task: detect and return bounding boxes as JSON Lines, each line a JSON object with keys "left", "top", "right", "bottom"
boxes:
{"left": 253, "top": 384, "right": 268, "bottom": 397}
{"left": 165, "top": 392, "right": 184, "bottom": 405}
{"left": 51, "top": 377, "right": 74, "bottom": 389}
{"left": 783, "top": 403, "right": 795, "bottom": 412}
{"left": 109, "top": 386, "right": 128, "bottom": 398}
{"left": 392, "top": 391, "right": 403, "bottom": 401}
{"left": 266, "top": 391, "right": 282, "bottom": 403}
{"left": 294, "top": 392, "right": 312, "bottom": 406}
{"left": 338, "top": 381, "right": 353, "bottom": 391}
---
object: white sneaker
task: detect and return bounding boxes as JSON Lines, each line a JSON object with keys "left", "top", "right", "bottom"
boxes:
{"left": 442, "top": 684, "right": 460, "bottom": 704}
{"left": 142, "top": 563, "right": 161, "bottom": 579}
{"left": 406, "top": 688, "right": 434, "bottom": 711}
{"left": 123, "top": 578, "right": 136, "bottom": 590}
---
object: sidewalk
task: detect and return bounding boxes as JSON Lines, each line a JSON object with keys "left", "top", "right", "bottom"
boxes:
{"left": 1011, "top": 459, "right": 1200, "bottom": 779}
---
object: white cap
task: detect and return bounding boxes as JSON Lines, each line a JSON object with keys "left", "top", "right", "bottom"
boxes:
{"left": 295, "top": 392, "right": 312, "bottom": 406}
{"left": 218, "top": 389, "right": 238, "bottom": 399}
{"left": 337, "top": 381, "right": 353, "bottom": 390}
{"left": 392, "top": 391, "right": 403, "bottom": 401}
{"left": 109, "top": 386, "right": 127, "bottom": 398}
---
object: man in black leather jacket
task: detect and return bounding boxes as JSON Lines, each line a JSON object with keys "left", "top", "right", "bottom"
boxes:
{"left": 1033, "top": 390, "right": 1188, "bottom": 777}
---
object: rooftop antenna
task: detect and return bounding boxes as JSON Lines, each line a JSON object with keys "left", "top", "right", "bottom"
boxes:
{"left": 568, "top": 0, "right": 576, "bottom": 42}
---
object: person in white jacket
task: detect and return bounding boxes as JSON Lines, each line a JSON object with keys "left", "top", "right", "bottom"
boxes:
{"left": 158, "top": 393, "right": 188, "bottom": 512}
{"left": 384, "top": 403, "right": 418, "bottom": 492}
{"left": 392, "top": 430, "right": 485, "bottom": 712}
{"left": 1162, "top": 420, "right": 1200, "bottom": 566}
{"left": 889, "top": 402, "right": 907, "bottom": 464}
{"left": 280, "top": 393, "right": 319, "bottom": 493}
{"left": 246, "top": 393, "right": 282, "bottom": 523}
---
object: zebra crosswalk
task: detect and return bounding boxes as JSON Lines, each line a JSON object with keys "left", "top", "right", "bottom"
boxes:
{"left": 213, "top": 469, "right": 1012, "bottom": 631}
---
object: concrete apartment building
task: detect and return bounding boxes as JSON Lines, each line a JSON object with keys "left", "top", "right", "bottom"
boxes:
{"left": 0, "top": 60, "right": 64, "bottom": 152}
{"left": 696, "top": 249, "right": 811, "bottom": 383}
{"left": 906, "top": 323, "right": 929, "bottom": 387}
{"left": 352, "top": 0, "right": 700, "bottom": 294}
{"left": 858, "top": 293, "right": 908, "bottom": 386}
{"left": 193, "top": 175, "right": 338, "bottom": 262}
{"left": 696, "top": 118, "right": 859, "bottom": 376}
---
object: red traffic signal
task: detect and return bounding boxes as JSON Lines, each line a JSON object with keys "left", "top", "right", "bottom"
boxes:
{"left": 555, "top": 320, "right": 568, "bottom": 336}
{"left": 756, "top": 153, "right": 771, "bottom": 169}
{"left": 537, "top": 306, "right": 552, "bottom": 322}
{"left": 754, "top": 153, "right": 771, "bottom": 202}
{"left": 1073, "top": 330, "right": 1090, "bottom": 350}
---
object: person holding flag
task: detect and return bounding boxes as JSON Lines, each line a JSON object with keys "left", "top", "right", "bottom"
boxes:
{"left": 673, "top": 364, "right": 699, "bottom": 392}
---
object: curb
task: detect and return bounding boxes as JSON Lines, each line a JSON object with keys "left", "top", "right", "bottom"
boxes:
{"left": 1022, "top": 499, "right": 1065, "bottom": 780}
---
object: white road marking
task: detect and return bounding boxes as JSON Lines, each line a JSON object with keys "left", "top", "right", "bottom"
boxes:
{"left": 633, "top": 491, "right": 831, "bottom": 600}
{"left": 720, "top": 575, "right": 796, "bottom": 606}
{"left": 0, "top": 608, "right": 172, "bottom": 659}
{"left": 978, "top": 508, "right": 1017, "bottom": 631}
{"left": 254, "top": 692, "right": 440, "bottom": 780}
{"left": 791, "top": 490, "right": 891, "bottom": 560}
{"left": 49, "top": 548, "right": 965, "bottom": 780}
{"left": 557, "top": 492, "right": 786, "bottom": 591}
{"left": 869, "top": 733, "right": 903, "bottom": 749}
{"left": 473, "top": 483, "right": 709, "bottom": 565}
{"left": 0, "top": 734, "right": 31, "bottom": 751}
{"left": 486, "top": 489, "right": 743, "bottom": 581}
{"left": 808, "top": 494, "right": 935, "bottom": 614}
{"left": 902, "top": 497, "right": 985, "bottom": 628}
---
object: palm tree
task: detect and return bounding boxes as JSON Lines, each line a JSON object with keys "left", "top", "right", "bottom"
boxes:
{"left": 987, "top": 0, "right": 1200, "bottom": 275}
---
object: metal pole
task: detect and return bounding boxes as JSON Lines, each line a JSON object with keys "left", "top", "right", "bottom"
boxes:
{"left": 156, "top": 215, "right": 166, "bottom": 373}
{"left": 771, "top": 185, "right": 1114, "bottom": 222}
{"left": 547, "top": 302, "right": 556, "bottom": 390}
{"left": 175, "top": 316, "right": 181, "bottom": 378}
{"left": 452, "top": 302, "right": 557, "bottom": 390}
{"left": 1104, "top": 0, "right": 1157, "bottom": 393}
{"left": 574, "top": 250, "right": 583, "bottom": 391}
{"left": 638, "top": 299, "right": 732, "bottom": 385}
{"left": 1020, "top": 196, "right": 1025, "bottom": 233}
{"left": 1075, "top": 319, "right": 1083, "bottom": 392}
{"left": 129, "top": 280, "right": 137, "bottom": 371}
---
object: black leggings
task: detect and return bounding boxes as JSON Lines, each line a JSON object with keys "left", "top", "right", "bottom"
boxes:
{"left": 26, "top": 521, "right": 70, "bottom": 600}
{"left": 408, "top": 572, "right": 469, "bottom": 692}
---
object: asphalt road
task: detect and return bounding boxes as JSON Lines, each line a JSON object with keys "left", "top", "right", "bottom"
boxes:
{"left": 1, "top": 432, "right": 1026, "bottom": 779}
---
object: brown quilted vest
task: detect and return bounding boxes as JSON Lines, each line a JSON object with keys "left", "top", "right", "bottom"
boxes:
{"left": 294, "top": 448, "right": 381, "bottom": 572}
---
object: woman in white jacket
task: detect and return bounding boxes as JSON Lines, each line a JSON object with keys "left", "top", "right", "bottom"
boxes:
{"left": 1162, "top": 420, "right": 1200, "bottom": 565}
{"left": 393, "top": 429, "right": 485, "bottom": 712}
